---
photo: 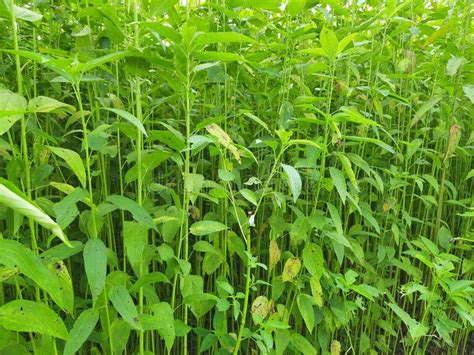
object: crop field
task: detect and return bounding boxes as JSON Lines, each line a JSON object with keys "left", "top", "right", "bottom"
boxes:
{"left": 0, "top": 0, "right": 473, "bottom": 354}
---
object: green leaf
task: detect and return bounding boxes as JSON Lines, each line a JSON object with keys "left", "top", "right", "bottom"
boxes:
{"left": 0, "top": 300, "right": 68, "bottom": 340}
{"left": 286, "top": 0, "right": 306, "bottom": 16}
{"left": 193, "top": 51, "right": 247, "bottom": 62}
{"left": 0, "top": 239, "right": 65, "bottom": 310}
{"left": 103, "top": 108, "right": 147, "bottom": 137}
{"left": 48, "top": 146, "right": 87, "bottom": 188}
{"left": 302, "top": 243, "right": 324, "bottom": 279}
{"left": 130, "top": 272, "right": 170, "bottom": 293}
{"left": 149, "top": 302, "right": 175, "bottom": 353}
{"left": 410, "top": 96, "right": 441, "bottom": 128}
{"left": 195, "top": 32, "right": 256, "bottom": 45}
{"left": 190, "top": 220, "right": 228, "bottom": 236}
{"left": 109, "top": 285, "right": 143, "bottom": 331}
{"left": 282, "top": 164, "right": 302, "bottom": 203}
{"left": 0, "top": 181, "right": 70, "bottom": 246}
{"left": 123, "top": 221, "right": 148, "bottom": 277}
{"left": 193, "top": 241, "right": 223, "bottom": 256}
{"left": 327, "top": 202, "right": 350, "bottom": 248}
{"left": 79, "top": 51, "right": 130, "bottom": 73}
{"left": 388, "top": 302, "right": 428, "bottom": 340}
{"left": 332, "top": 107, "right": 380, "bottom": 126}
{"left": 63, "top": 308, "right": 99, "bottom": 355}
{"left": 290, "top": 332, "right": 316, "bottom": 355}
{"left": 106, "top": 195, "right": 156, "bottom": 231}
{"left": 297, "top": 294, "right": 315, "bottom": 332}
{"left": 13, "top": 5, "right": 42, "bottom": 22}
{"left": 84, "top": 239, "right": 107, "bottom": 304}
{"left": 349, "top": 284, "right": 380, "bottom": 301}
{"left": 28, "top": 96, "right": 74, "bottom": 113}
{"left": 150, "top": 0, "right": 177, "bottom": 16}
{"left": 240, "top": 188, "right": 257, "bottom": 206}
{"left": 0, "top": 90, "right": 27, "bottom": 135}
{"left": 329, "top": 167, "right": 347, "bottom": 204}
{"left": 320, "top": 27, "right": 339, "bottom": 59}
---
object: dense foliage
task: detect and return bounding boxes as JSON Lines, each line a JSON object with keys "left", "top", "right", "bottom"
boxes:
{"left": 0, "top": 0, "right": 473, "bottom": 354}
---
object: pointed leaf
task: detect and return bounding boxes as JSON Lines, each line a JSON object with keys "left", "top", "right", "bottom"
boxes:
{"left": 0, "top": 300, "right": 68, "bottom": 340}
{"left": 63, "top": 308, "right": 99, "bottom": 355}
{"left": 48, "top": 146, "right": 87, "bottom": 188}
{"left": 109, "top": 285, "right": 143, "bottom": 331}
{"left": 84, "top": 239, "right": 107, "bottom": 304}
{"left": 281, "top": 164, "right": 302, "bottom": 203}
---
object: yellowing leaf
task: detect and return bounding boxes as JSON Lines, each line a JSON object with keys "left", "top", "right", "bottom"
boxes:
{"left": 251, "top": 295, "right": 270, "bottom": 324}
{"left": 310, "top": 276, "right": 323, "bottom": 307}
{"left": 330, "top": 340, "right": 342, "bottom": 355}
{"left": 282, "top": 257, "right": 301, "bottom": 282}
{"left": 269, "top": 240, "right": 281, "bottom": 271}
{"left": 206, "top": 124, "right": 241, "bottom": 163}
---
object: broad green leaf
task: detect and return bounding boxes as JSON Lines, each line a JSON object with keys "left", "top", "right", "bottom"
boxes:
{"left": 193, "top": 51, "right": 247, "bottom": 62}
{"left": 297, "top": 294, "right": 315, "bottom": 332}
{"left": 281, "top": 164, "right": 302, "bottom": 203}
{"left": 106, "top": 195, "right": 156, "bottom": 231}
{"left": 13, "top": 5, "right": 42, "bottom": 22}
{"left": 46, "top": 259, "right": 74, "bottom": 314}
{"left": 108, "top": 319, "right": 131, "bottom": 354}
{"left": 329, "top": 167, "right": 347, "bottom": 204}
{"left": 240, "top": 188, "right": 257, "bottom": 206}
{"left": 332, "top": 107, "right": 379, "bottom": 126}
{"left": 195, "top": 32, "right": 256, "bottom": 45}
{"left": 124, "top": 221, "right": 148, "bottom": 277}
{"left": 149, "top": 303, "right": 175, "bottom": 353}
{"left": 63, "top": 308, "right": 99, "bottom": 355}
{"left": 290, "top": 332, "right": 316, "bottom": 355}
{"left": 327, "top": 202, "right": 351, "bottom": 248}
{"left": 109, "top": 285, "right": 143, "bottom": 331}
{"left": 0, "top": 181, "right": 70, "bottom": 246}
{"left": 54, "top": 187, "right": 88, "bottom": 229}
{"left": 0, "top": 300, "right": 68, "bottom": 340}
{"left": 130, "top": 272, "right": 170, "bottom": 293}
{"left": 193, "top": 241, "right": 223, "bottom": 257}
{"left": 150, "top": 0, "right": 177, "bottom": 16}
{"left": 104, "top": 108, "right": 147, "bottom": 137}
{"left": 349, "top": 284, "right": 380, "bottom": 301}
{"left": 410, "top": 96, "right": 441, "bottom": 128}
{"left": 28, "top": 96, "right": 74, "bottom": 113}
{"left": 343, "top": 136, "right": 395, "bottom": 154}
{"left": 302, "top": 243, "right": 324, "bottom": 279}
{"left": 48, "top": 146, "right": 87, "bottom": 188}
{"left": 282, "top": 257, "right": 301, "bottom": 282}
{"left": 320, "top": 27, "right": 338, "bottom": 59}
{"left": 84, "top": 239, "right": 107, "bottom": 304}
{"left": 388, "top": 302, "right": 428, "bottom": 340}
{"left": 286, "top": 0, "right": 306, "bottom": 16}
{"left": 337, "top": 33, "right": 357, "bottom": 54}
{"left": 0, "top": 239, "right": 65, "bottom": 310}
{"left": 190, "top": 220, "right": 228, "bottom": 236}
{"left": 243, "top": 112, "right": 270, "bottom": 133}
{"left": 79, "top": 51, "right": 130, "bottom": 73}
{"left": 337, "top": 153, "right": 359, "bottom": 191}
{"left": 0, "top": 90, "right": 26, "bottom": 135}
